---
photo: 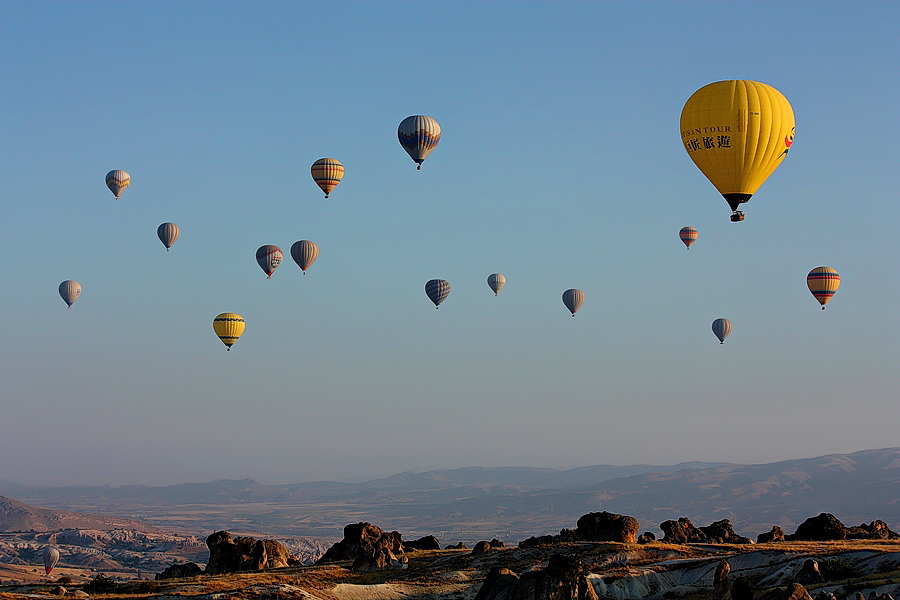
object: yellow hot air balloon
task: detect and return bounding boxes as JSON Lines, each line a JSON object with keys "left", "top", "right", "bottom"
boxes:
{"left": 213, "top": 313, "right": 245, "bottom": 351}
{"left": 310, "top": 158, "right": 344, "bottom": 198}
{"left": 680, "top": 80, "right": 795, "bottom": 221}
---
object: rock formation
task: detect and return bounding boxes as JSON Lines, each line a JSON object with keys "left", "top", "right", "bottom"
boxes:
{"left": 472, "top": 540, "right": 494, "bottom": 555}
{"left": 445, "top": 542, "right": 468, "bottom": 550}
{"left": 205, "top": 531, "right": 297, "bottom": 574}
{"left": 404, "top": 535, "right": 440, "bottom": 551}
{"left": 758, "top": 526, "right": 785, "bottom": 543}
{"left": 786, "top": 513, "right": 847, "bottom": 541}
{"left": 660, "top": 518, "right": 750, "bottom": 544}
{"left": 317, "top": 522, "right": 403, "bottom": 567}
{"left": 574, "top": 511, "right": 639, "bottom": 543}
{"left": 701, "top": 520, "right": 753, "bottom": 544}
{"left": 637, "top": 531, "right": 656, "bottom": 544}
{"left": 714, "top": 559, "right": 731, "bottom": 600}
{"left": 661, "top": 517, "right": 708, "bottom": 543}
{"left": 794, "top": 559, "right": 824, "bottom": 585}
{"left": 156, "top": 562, "right": 203, "bottom": 580}
{"left": 474, "top": 554, "right": 600, "bottom": 600}
{"left": 846, "top": 520, "right": 900, "bottom": 540}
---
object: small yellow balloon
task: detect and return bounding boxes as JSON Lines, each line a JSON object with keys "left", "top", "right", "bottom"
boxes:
{"left": 680, "top": 80, "right": 795, "bottom": 219}
{"left": 213, "top": 313, "right": 245, "bottom": 350}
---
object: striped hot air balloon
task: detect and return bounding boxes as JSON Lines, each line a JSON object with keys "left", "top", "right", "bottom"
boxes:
{"left": 157, "top": 223, "right": 179, "bottom": 250}
{"left": 311, "top": 158, "right": 344, "bottom": 198}
{"left": 487, "top": 273, "right": 506, "bottom": 296}
{"left": 290, "top": 240, "right": 319, "bottom": 273}
{"left": 425, "top": 279, "right": 450, "bottom": 308}
{"left": 59, "top": 280, "right": 81, "bottom": 308}
{"left": 398, "top": 115, "right": 441, "bottom": 169}
{"left": 807, "top": 267, "right": 840, "bottom": 310}
{"left": 255, "top": 245, "right": 283, "bottom": 279}
{"left": 562, "top": 289, "right": 585, "bottom": 316}
{"left": 712, "top": 318, "right": 732, "bottom": 344}
{"left": 680, "top": 80, "right": 795, "bottom": 221}
{"left": 679, "top": 226, "right": 698, "bottom": 249}
{"left": 43, "top": 547, "right": 60, "bottom": 575}
{"left": 213, "top": 313, "right": 245, "bottom": 351}
{"left": 105, "top": 170, "right": 131, "bottom": 199}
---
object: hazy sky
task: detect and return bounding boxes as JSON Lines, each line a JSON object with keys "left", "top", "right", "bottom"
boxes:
{"left": 1, "top": 2, "right": 898, "bottom": 486}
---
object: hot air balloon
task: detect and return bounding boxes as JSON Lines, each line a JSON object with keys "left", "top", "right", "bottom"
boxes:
{"left": 562, "top": 289, "right": 584, "bottom": 317}
{"left": 311, "top": 158, "right": 344, "bottom": 198}
{"left": 213, "top": 313, "right": 245, "bottom": 351}
{"left": 43, "top": 546, "right": 59, "bottom": 575}
{"left": 398, "top": 115, "right": 441, "bottom": 169}
{"left": 256, "top": 245, "right": 283, "bottom": 279}
{"left": 290, "top": 240, "right": 319, "bottom": 273}
{"left": 105, "top": 170, "right": 131, "bottom": 199}
{"left": 157, "top": 223, "right": 179, "bottom": 250}
{"left": 680, "top": 80, "right": 795, "bottom": 222}
{"left": 679, "top": 226, "right": 698, "bottom": 249}
{"left": 712, "top": 318, "right": 732, "bottom": 344}
{"left": 487, "top": 273, "right": 506, "bottom": 296}
{"left": 807, "top": 267, "right": 840, "bottom": 310}
{"left": 59, "top": 280, "right": 81, "bottom": 308}
{"left": 425, "top": 279, "right": 450, "bottom": 308}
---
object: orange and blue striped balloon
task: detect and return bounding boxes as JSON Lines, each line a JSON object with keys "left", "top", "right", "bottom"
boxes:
{"left": 311, "top": 158, "right": 344, "bottom": 198}
{"left": 679, "top": 226, "right": 698, "bottom": 249}
{"left": 807, "top": 267, "right": 840, "bottom": 310}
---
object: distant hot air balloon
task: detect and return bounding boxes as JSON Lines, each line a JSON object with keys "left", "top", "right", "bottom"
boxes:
{"left": 256, "top": 245, "right": 283, "bottom": 279}
{"left": 487, "top": 273, "right": 506, "bottom": 296}
{"left": 213, "top": 313, "right": 245, "bottom": 351}
{"left": 59, "top": 280, "right": 81, "bottom": 308}
{"left": 562, "top": 289, "right": 584, "bottom": 317}
{"left": 43, "top": 546, "right": 59, "bottom": 575}
{"left": 157, "top": 223, "right": 179, "bottom": 250}
{"left": 425, "top": 279, "right": 450, "bottom": 308}
{"left": 680, "top": 80, "right": 795, "bottom": 221}
{"left": 398, "top": 115, "right": 441, "bottom": 169}
{"left": 679, "top": 226, "right": 698, "bottom": 249}
{"left": 807, "top": 267, "right": 840, "bottom": 310}
{"left": 311, "top": 158, "right": 344, "bottom": 198}
{"left": 105, "top": 170, "right": 131, "bottom": 199}
{"left": 712, "top": 318, "right": 732, "bottom": 344}
{"left": 290, "top": 240, "right": 319, "bottom": 273}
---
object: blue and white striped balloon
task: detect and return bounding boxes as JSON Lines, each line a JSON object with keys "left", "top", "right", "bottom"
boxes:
{"left": 398, "top": 115, "right": 441, "bottom": 169}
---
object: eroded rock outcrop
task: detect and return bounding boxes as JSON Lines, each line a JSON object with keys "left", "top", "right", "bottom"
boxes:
{"left": 474, "top": 554, "right": 599, "bottom": 600}
{"left": 702, "top": 520, "right": 753, "bottom": 544}
{"left": 156, "top": 562, "right": 203, "bottom": 580}
{"left": 317, "top": 522, "right": 403, "bottom": 568}
{"left": 758, "top": 526, "right": 785, "bottom": 543}
{"left": 660, "top": 518, "right": 750, "bottom": 544}
{"left": 794, "top": 559, "right": 824, "bottom": 585}
{"left": 575, "top": 511, "right": 639, "bottom": 543}
{"left": 846, "top": 520, "right": 900, "bottom": 540}
{"left": 786, "top": 513, "right": 847, "bottom": 541}
{"left": 661, "top": 517, "right": 708, "bottom": 543}
{"left": 205, "top": 531, "right": 297, "bottom": 574}
{"left": 404, "top": 535, "right": 440, "bottom": 551}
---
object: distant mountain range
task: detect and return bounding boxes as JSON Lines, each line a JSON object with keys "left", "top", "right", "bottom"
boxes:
{"left": 1, "top": 448, "right": 897, "bottom": 543}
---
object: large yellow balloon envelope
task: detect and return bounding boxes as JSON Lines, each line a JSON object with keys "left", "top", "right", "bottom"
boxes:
{"left": 213, "top": 313, "right": 245, "bottom": 350}
{"left": 680, "top": 80, "right": 795, "bottom": 216}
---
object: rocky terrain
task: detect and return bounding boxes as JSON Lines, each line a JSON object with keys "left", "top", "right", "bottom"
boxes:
{"left": 1, "top": 510, "right": 897, "bottom": 600}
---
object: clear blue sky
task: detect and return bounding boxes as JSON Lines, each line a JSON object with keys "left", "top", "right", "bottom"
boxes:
{"left": 1, "top": 1, "right": 897, "bottom": 485}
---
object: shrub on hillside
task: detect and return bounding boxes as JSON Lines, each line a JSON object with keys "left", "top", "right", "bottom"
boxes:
{"left": 819, "top": 558, "right": 860, "bottom": 580}
{"left": 84, "top": 573, "right": 119, "bottom": 593}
